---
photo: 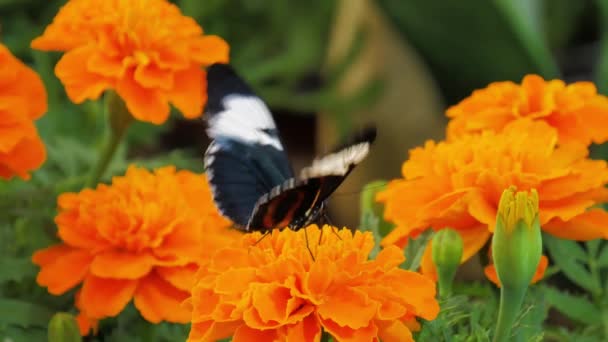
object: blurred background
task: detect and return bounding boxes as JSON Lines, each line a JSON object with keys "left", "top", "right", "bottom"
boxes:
{"left": 2, "top": 0, "right": 608, "bottom": 239}
{"left": 2, "top": 0, "right": 608, "bottom": 339}
{"left": 3, "top": 0, "right": 607, "bottom": 221}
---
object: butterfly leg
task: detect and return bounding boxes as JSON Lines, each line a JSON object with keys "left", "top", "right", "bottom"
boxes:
{"left": 303, "top": 226, "right": 316, "bottom": 261}
{"left": 252, "top": 230, "right": 272, "bottom": 248}
{"left": 321, "top": 211, "right": 342, "bottom": 241}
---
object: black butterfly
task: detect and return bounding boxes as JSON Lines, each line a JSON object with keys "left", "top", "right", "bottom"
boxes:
{"left": 203, "top": 63, "right": 376, "bottom": 232}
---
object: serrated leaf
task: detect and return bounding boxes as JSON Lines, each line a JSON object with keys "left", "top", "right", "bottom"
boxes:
{"left": 402, "top": 229, "right": 433, "bottom": 271}
{"left": 0, "top": 298, "right": 54, "bottom": 328}
{"left": 544, "top": 234, "right": 601, "bottom": 294}
{"left": 543, "top": 286, "right": 601, "bottom": 325}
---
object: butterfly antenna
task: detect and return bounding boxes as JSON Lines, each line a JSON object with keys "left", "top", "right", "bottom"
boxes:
{"left": 303, "top": 226, "right": 316, "bottom": 261}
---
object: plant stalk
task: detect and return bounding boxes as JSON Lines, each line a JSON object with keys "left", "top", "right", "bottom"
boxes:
{"left": 493, "top": 286, "right": 526, "bottom": 342}
{"left": 86, "top": 92, "right": 132, "bottom": 187}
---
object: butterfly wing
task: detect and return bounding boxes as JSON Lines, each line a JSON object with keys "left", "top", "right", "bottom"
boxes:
{"left": 204, "top": 63, "right": 293, "bottom": 227}
{"left": 247, "top": 126, "right": 376, "bottom": 231}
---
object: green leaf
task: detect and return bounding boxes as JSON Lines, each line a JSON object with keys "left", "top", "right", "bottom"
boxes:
{"left": 378, "top": 0, "right": 558, "bottom": 103}
{"left": 543, "top": 234, "right": 601, "bottom": 294}
{"left": 359, "top": 180, "right": 394, "bottom": 237}
{"left": 402, "top": 229, "right": 433, "bottom": 271}
{"left": 0, "top": 298, "right": 54, "bottom": 328}
{"left": 0, "top": 257, "right": 37, "bottom": 284}
{"left": 597, "top": 243, "right": 608, "bottom": 267}
{"left": 543, "top": 286, "right": 601, "bottom": 325}
{"left": 586, "top": 239, "right": 603, "bottom": 258}
{"left": 0, "top": 325, "right": 47, "bottom": 342}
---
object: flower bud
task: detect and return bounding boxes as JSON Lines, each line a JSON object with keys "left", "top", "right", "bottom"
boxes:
{"left": 492, "top": 186, "right": 542, "bottom": 289}
{"left": 48, "top": 312, "right": 82, "bottom": 342}
{"left": 432, "top": 228, "right": 463, "bottom": 297}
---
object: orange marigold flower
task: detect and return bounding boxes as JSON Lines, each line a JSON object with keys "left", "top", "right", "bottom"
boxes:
{"left": 32, "top": 166, "right": 239, "bottom": 334}
{"left": 31, "top": 0, "right": 229, "bottom": 124}
{"left": 187, "top": 225, "right": 439, "bottom": 342}
{"left": 0, "top": 43, "right": 47, "bottom": 180}
{"left": 447, "top": 74, "right": 608, "bottom": 146}
{"left": 378, "top": 119, "right": 608, "bottom": 279}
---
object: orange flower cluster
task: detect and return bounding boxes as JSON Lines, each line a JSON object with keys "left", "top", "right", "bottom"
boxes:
{"left": 0, "top": 43, "right": 47, "bottom": 180}
{"left": 32, "top": 0, "right": 229, "bottom": 124}
{"left": 447, "top": 74, "right": 608, "bottom": 146}
{"left": 379, "top": 119, "right": 608, "bottom": 278}
{"left": 32, "top": 166, "right": 239, "bottom": 335}
{"left": 187, "top": 225, "right": 439, "bottom": 342}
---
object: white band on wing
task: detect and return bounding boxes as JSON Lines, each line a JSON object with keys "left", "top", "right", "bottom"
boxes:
{"left": 206, "top": 95, "right": 284, "bottom": 150}
{"left": 300, "top": 142, "right": 370, "bottom": 178}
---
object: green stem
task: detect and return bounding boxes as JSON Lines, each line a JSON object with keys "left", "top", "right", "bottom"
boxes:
{"left": 86, "top": 92, "right": 132, "bottom": 187}
{"left": 493, "top": 286, "right": 526, "bottom": 342}
{"left": 597, "top": 0, "right": 608, "bottom": 94}
{"left": 437, "top": 268, "right": 456, "bottom": 298}
{"left": 320, "top": 330, "right": 332, "bottom": 342}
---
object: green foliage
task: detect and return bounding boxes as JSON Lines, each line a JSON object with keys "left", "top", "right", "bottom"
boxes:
{"left": 377, "top": 0, "right": 558, "bottom": 104}
{"left": 359, "top": 180, "right": 394, "bottom": 258}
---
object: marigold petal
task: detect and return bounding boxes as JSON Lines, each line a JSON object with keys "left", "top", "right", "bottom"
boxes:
{"left": 372, "top": 245, "right": 404, "bottom": 270}
{"left": 468, "top": 190, "right": 497, "bottom": 227}
{"left": 79, "top": 274, "right": 137, "bottom": 318}
{"left": 376, "top": 320, "right": 414, "bottom": 342}
{"left": 75, "top": 311, "right": 98, "bottom": 336}
{"left": 215, "top": 267, "right": 257, "bottom": 294}
{"left": 284, "top": 314, "right": 321, "bottom": 342}
{"left": 232, "top": 325, "right": 278, "bottom": 342}
{"left": 156, "top": 264, "right": 198, "bottom": 292}
{"left": 316, "top": 287, "right": 377, "bottom": 329}
{"left": 167, "top": 66, "right": 204, "bottom": 118}
{"left": 245, "top": 283, "right": 313, "bottom": 328}
{"left": 133, "top": 272, "right": 190, "bottom": 323}
{"left": 134, "top": 63, "right": 174, "bottom": 90}
{"left": 35, "top": 247, "right": 93, "bottom": 295}
{"left": 191, "top": 35, "right": 230, "bottom": 65}
{"left": 55, "top": 45, "right": 112, "bottom": 103}
{"left": 320, "top": 318, "right": 378, "bottom": 342}
{"left": 31, "top": 244, "right": 71, "bottom": 266}
{"left": 188, "top": 320, "right": 241, "bottom": 342}
{"left": 154, "top": 223, "right": 203, "bottom": 263}
{"left": 304, "top": 258, "right": 333, "bottom": 301}
{"left": 0, "top": 135, "right": 46, "bottom": 180}
{"left": 90, "top": 250, "right": 155, "bottom": 279}
{"left": 115, "top": 70, "right": 169, "bottom": 124}
{"left": 543, "top": 209, "right": 608, "bottom": 240}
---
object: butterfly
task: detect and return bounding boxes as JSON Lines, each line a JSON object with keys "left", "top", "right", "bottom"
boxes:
{"left": 203, "top": 63, "right": 376, "bottom": 232}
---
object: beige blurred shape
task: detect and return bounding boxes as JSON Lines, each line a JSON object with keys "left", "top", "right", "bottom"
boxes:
{"left": 319, "top": 0, "right": 446, "bottom": 228}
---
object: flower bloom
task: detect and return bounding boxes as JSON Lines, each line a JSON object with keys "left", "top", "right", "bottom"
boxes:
{"left": 446, "top": 74, "right": 608, "bottom": 146}
{"left": 32, "top": 166, "right": 239, "bottom": 335}
{"left": 31, "top": 0, "right": 229, "bottom": 124}
{"left": 0, "top": 43, "right": 47, "bottom": 179}
{"left": 378, "top": 120, "right": 608, "bottom": 279}
{"left": 187, "top": 225, "right": 439, "bottom": 342}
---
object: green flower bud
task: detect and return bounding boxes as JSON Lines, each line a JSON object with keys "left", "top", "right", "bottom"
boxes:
{"left": 492, "top": 186, "right": 542, "bottom": 289}
{"left": 432, "top": 228, "right": 463, "bottom": 297}
{"left": 48, "top": 312, "right": 82, "bottom": 342}
{"left": 492, "top": 186, "right": 543, "bottom": 342}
